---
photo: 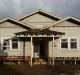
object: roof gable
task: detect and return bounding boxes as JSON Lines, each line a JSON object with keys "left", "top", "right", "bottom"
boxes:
{"left": 0, "top": 17, "right": 35, "bottom": 29}
{"left": 42, "top": 16, "right": 80, "bottom": 29}
{"left": 18, "top": 9, "right": 61, "bottom": 21}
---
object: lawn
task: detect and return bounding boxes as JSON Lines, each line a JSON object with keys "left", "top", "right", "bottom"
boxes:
{"left": 0, "top": 64, "right": 80, "bottom": 75}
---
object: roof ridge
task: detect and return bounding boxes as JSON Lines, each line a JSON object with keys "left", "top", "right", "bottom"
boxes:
{"left": 17, "top": 9, "right": 61, "bottom": 21}
{"left": 42, "top": 16, "right": 80, "bottom": 29}
{"left": 0, "top": 17, "right": 36, "bottom": 29}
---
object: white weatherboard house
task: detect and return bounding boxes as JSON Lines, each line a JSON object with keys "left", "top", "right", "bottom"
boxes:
{"left": 0, "top": 9, "right": 80, "bottom": 66}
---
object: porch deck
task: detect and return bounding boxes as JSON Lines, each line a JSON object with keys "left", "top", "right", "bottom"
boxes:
{"left": 0, "top": 56, "right": 80, "bottom": 65}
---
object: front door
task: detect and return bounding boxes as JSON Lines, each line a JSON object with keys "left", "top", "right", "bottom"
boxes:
{"left": 40, "top": 40, "right": 48, "bottom": 59}
{"left": 40, "top": 40, "right": 45, "bottom": 58}
{"left": 34, "top": 42, "right": 40, "bottom": 59}
{"left": 33, "top": 38, "right": 49, "bottom": 59}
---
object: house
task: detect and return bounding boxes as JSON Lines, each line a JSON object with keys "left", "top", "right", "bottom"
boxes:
{"left": 0, "top": 9, "right": 80, "bottom": 66}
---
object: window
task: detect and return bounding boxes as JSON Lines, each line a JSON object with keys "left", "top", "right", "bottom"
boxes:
{"left": 1, "top": 37, "right": 20, "bottom": 50}
{"left": 61, "top": 39, "right": 68, "bottom": 49}
{"left": 11, "top": 38, "right": 19, "bottom": 50}
{"left": 60, "top": 38, "right": 79, "bottom": 50}
{"left": 70, "top": 38, "right": 77, "bottom": 49}
{"left": 3, "top": 39, "right": 10, "bottom": 50}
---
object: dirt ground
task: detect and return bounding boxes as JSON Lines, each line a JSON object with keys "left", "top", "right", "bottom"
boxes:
{"left": 0, "top": 64, "right": 80, "bottom": 75}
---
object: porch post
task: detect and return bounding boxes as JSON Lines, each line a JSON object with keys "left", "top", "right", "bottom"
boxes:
{"left": 30, "top": 36, "right": 33, "bottom": 67}
{"left": 52, "top": 37, "right": 54, "bottom": 66}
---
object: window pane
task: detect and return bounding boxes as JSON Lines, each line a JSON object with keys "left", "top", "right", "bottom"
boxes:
{"left": 3, "top": 39, "right": 9, "bottom": 46}
{"left": 61, "top": 39, "right": 68, "bottom": 42}
{"left": 61, "top": 42, "right": 68, "bottom": 48}
{"left": 70, "top": 39, "right": 77, "bottom": 42}
{"left": 3, "top": 47, "right": 9, "bottom": 50}
{"left": 70, "top": 42, "right": 77, "bottom": 49}
{"left": 12, "top": 39, "right": 18, "bottom": 43}
{"left": 70, "top": 39, "right": 77, "bottom": 49}
{"left": 3, "top": 47, "right": 6, "bottom": 50}
{"left": 61, "top": 39, "right": 68, "bottom": 49}
{"left": 12, "top": 43, "right": 18, "bottom": 49}
{"left": 12, "top": 39, "right": 18, "bottom": 49}
{"left": 3, "top": 39, "right": 10, "bottom": 50}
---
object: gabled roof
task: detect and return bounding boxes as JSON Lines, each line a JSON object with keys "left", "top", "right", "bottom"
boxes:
{"left": 0, "top": 17, "right": 36, "bottom": 29}
{"left": 18, "top": 9, "right": 61, "bottom": 21}
{"left": 42, "top": 16, "right": 80, "bottom": 29}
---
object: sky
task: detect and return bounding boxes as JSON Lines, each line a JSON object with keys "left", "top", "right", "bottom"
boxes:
{"left": 0, "top": 0, "right": 80, "bottom": 19}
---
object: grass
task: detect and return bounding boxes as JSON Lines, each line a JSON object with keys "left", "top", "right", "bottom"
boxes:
{"left": 0, "top": 64, "right": 80, "bottom": 75}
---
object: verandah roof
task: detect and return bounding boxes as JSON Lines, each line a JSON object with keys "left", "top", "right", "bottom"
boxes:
{"left": 15, "top": 29, "right": 65, "bottom": 36}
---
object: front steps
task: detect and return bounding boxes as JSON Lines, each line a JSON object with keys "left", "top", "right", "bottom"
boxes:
{"left": 33, "top": 59, "right": 48, "bottom": 65}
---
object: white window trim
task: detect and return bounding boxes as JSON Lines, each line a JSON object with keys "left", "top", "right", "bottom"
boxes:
{"left": 1, "top": 37, "right": 20, "bottom": 50}
{"left": 1, "top": 37, "right": 11, "bottom": 50}
{"left": 69, "top": 37, "right": 79, "bottom": 50}
{"left": 60, "top": 37, "right": 79, "bottom": 50}
{"left": 10, "top": 38, "right": 20, "bottom": 50}
{"left": 60, "top": 37, "right": 69, "bottom": 50}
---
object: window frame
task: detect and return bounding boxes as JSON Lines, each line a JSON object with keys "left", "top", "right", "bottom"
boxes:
{"left": 10, "top": 38, "right": 20, "bottom": 50}
{"left": 60, "top": 37, "right": 68, "bottom": 50}
{"left": 60, "top": 37, "right": 79, "bottom": 50}
{"left": 70, "top": 37, "right": 79, "bottom": 50}
{"left": 1, "top": 37, "right": 10, "bottom": 50}
{"left": 1, "top": 37, "right": 20, "bottom": 50}
{"left": 61, "top": 38, "right": 68, "bottom": 49}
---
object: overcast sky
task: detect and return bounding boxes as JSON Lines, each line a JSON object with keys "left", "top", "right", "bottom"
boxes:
{"left": 0, "top": 0, "right": 80, "bottom": 19}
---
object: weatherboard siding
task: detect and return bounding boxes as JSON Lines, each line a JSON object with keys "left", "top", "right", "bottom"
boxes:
{"left": 20, "top": 13, "right": 57, "bottom": 28}
{"left": 48, "top": 38, "right": 59, "bottom": 57}
{"left": 0, "top": 21, "right": 31, "bottom": 56}
{"left": 49, "top": 21, "right": 80, "bottom": 57}
{"left": 25, "top": 41, "right": 31, "bottom": 56}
